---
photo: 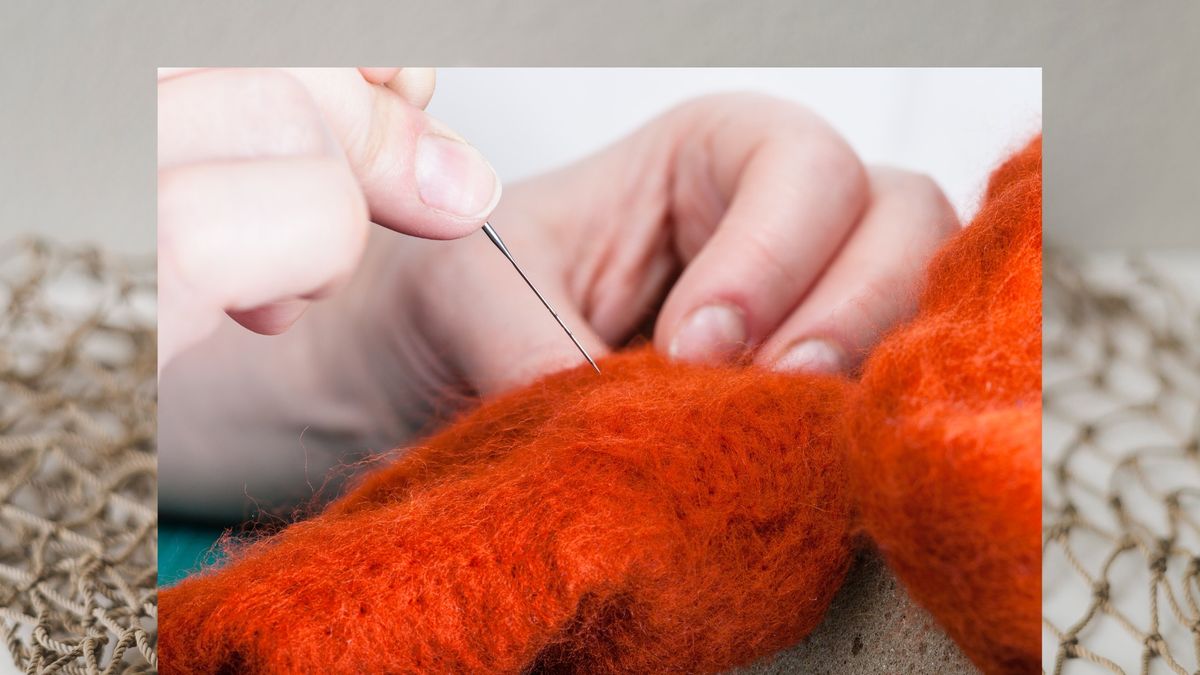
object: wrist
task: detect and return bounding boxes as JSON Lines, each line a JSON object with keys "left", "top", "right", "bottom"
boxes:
{"left": 305, "top": 227, "right": 463, "bottom": 448}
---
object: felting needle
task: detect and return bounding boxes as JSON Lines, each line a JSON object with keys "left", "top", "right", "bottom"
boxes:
{"left": 481, "top": 222, "right": 601, "bottom": 374}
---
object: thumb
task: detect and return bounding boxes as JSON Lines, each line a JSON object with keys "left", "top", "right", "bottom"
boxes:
{"left": 283, "top": 68, "right": 501, "bottom": 240}
{"left": 407, "top": 225, "right": 608, "bottom": 397}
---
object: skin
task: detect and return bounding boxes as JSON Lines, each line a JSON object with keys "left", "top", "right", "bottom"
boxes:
{"left": 157, "top": 69, "right": 959, "bottom": 520}
{"left": 159, "top": 67, "right": 486, "bottom": 370}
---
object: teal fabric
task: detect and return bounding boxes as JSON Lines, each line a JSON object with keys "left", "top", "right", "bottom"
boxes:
{"left": 158, "top": 520, "right": 228, "bottom": 586}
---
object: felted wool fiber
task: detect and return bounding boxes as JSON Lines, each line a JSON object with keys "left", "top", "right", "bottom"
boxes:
{"left": 159, "top": 357, "right": 856, "bottom": 674}
{"left": 158, "top": 136, "right": 1042, "bottom": 675}
{"left": 845, "top": 136, "right": 1042, "bottom": 675}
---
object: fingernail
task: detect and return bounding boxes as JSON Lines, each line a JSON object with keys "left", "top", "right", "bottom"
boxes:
{"left": 773, "top": 339, "right": 847, "bottom": 374}
{"left": 415, "top": 133, "right": 500, "bottom": 218}
{"left": 669, "top": 303, "right": 746, "bottom": 363}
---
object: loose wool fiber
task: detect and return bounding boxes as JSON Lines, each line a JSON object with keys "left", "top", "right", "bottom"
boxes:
{"left": 159, "top": 137, "right": 1041, "bottom": 675}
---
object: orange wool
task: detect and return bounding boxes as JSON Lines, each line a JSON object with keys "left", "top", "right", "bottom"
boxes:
{"left": 158, "top": 137, "right": 1041, "bottom": 675}
{"left": 846, "top": 136, "right": 1042, "bottom": 675}
{"left": 159, "top": 359, "right": 855, "bottom": 673}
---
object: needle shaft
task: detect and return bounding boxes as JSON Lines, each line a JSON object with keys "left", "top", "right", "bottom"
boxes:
{"left": 481, "top": 222, "right": 601, "bottom": 374}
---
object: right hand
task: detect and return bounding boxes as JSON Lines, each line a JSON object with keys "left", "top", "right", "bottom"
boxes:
{"left": 157, "top": 67, "right": 502, "bottom": 374}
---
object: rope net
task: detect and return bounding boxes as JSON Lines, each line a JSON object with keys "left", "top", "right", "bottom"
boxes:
{"left": 1044, "top": 252, "right": 1200, "bottom": 674}
{"left": 0, "top": 239, "right": 156, "bottom": 674}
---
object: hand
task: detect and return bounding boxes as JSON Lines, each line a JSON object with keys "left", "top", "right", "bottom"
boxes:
{"left": 378, "top": 93, "right": 959, "bottom": 396}
{"left": 159, "top": 91, "right": 961, "bottom": 519}
{"left": 157, "top": 67, "right": 501, "bottom": 374}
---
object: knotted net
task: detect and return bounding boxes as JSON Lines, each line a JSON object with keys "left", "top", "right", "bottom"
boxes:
{"left": 1044, "top": 252, "right": 1200, "bottom": 674}
{"left": 0, "top": 239, "right": 156, "bottom": 674}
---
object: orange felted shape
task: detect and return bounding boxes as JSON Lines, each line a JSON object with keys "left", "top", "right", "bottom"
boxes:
{"left": 158, "top": 358, "right": 856, "bottom": 674}
{"left": 845, "top": 136, "right": 1042, "bottom": 675}
{"left": 158, "top": 136, "right": 1042, "bottom": 675}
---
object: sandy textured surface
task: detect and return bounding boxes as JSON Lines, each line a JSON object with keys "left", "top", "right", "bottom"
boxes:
{"left": 738, "top": 549, "right": 978, "bottom": 674}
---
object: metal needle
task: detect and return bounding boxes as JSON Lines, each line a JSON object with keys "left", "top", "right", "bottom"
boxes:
{"left": 481, "top": 222, "right": 601, "bottom": 374}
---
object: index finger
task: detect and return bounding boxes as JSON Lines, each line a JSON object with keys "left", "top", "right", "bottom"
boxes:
{"left": 653, "top": 95, "right": 870, "bottom": 364}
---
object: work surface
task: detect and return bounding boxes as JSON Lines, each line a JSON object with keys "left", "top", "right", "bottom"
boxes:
{"left": 740, "top": 550, "right": 976, "bottom": 673}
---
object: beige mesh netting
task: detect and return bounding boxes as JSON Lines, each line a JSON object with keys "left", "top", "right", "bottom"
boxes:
{"left": 1044, "top": 253, "right": 1200, "bottom": 674}
{"left": 0, "top": 239, "right": 156, "bottom": 674}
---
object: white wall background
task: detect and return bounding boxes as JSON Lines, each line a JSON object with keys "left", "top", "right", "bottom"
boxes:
{"left": 429, "top": 68, "right": 1042, "bottom": 225}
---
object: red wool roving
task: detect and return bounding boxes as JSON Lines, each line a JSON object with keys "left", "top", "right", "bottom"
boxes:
{"left": 158, "top": 137, "right": 1041, "bottom": 675}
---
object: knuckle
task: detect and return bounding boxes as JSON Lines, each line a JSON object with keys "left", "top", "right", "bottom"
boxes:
{"left": 802, "top": 137, "right": 869, "bottom": 209}
{"left": 243, "top": 70, "right": 330, "bottom": 153}
{"left": 874, "top": 167, "right": 942, "bottom": 202}
{"left": 906, "top": 171, "right": 947, "bottom": 204}
{"left": 871, "top": 166, "right": 959, "bottom": 235}
{"left": 811, "top": 137, "right": 866, "bottom": 182}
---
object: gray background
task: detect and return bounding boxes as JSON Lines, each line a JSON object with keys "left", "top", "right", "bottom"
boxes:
{"left": 0, "top": 1, "right": 1198, "bottom": 252}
